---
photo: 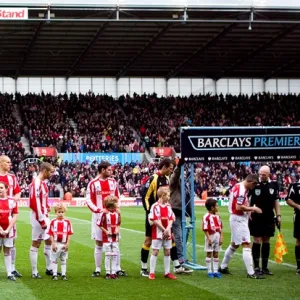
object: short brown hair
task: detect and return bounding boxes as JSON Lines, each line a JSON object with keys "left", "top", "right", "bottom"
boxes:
{"left": 40, "top": 162, "right": 54, "bottom": 172}
{"left": 0, "top": 181, "right": 8, "bottom": 189}
{"left": 54, "top": 202, "right": 67, "bottom": 213}
{"left": 98, "top": 161, "right": 111, "bottom": 173}
{"left": 205, "top": 198, "right": 217, "bottom": 211}
{"left": 104, "top": 195, "right": 118, "bottom": 209}
{"left": 158, "top": 158, "right": 174, "bottom": 170}
{"left": 245, "top": 174, "right": 259, "bottom": 183}
{"left": 157, "top": 187, "right": 170, "bottom": 198}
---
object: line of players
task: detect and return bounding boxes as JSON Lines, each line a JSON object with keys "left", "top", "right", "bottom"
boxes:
{"left": 1, "top": 154, "right": 300, "bottom": 281}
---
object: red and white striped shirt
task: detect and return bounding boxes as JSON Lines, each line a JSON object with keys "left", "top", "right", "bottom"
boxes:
{"left": 202, "top": 213, "right": 222, "bottom": 235}
{"left": 48, "top": 218, "right": 73, "bottom": 243}
{"left": 0, "top": 197, "right": 18, "bottom": 237}
{"left": 86, "top": 177, "right": 120, "bottom": 213}
{"left": 149, "top": 202, "right": 175, "bottom": 240}
{"left": 228, "top": 183, "right": 249, "bottom": 216}
{"left": 0, "top": 173, "right": 21, "bottom": 197}
{"left": 29, "top": 177, "right": 50, "bottom": 225}
{"left": 97, "top": 211, "right": 121, "bottom": 243}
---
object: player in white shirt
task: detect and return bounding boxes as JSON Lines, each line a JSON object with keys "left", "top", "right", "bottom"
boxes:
{"left": 29, "top": 162, "right": 55, "bottom": 279}
{"left": 219, "top": 174, "right": 265, "bottom": 279}
{"left": 86, "top": 161, "right": 126, "bottom": 277}
{"left": 0, "top": 181, "right": 18, "bottom": 281}
{"left": 0, "top": 155, "right": 22, "bottom": 278}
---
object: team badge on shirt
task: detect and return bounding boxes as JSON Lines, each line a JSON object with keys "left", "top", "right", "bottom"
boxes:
{"left": 269, "top": 188, "right": 274, "bottom": 194}
{"left": 255, "top": 189, "right": 261, "bottom": 196}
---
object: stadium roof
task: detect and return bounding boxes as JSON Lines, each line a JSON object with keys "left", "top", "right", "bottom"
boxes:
{"left": 1, "top": 1, "right": 300, "bottom": 80}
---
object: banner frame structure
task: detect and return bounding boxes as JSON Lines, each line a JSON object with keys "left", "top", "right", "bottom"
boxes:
{"left": 180, "top": 126, "right": 300, "bottom": 271}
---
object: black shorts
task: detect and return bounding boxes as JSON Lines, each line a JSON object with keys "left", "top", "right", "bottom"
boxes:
{"left": 249, "top": 215, "right": 275, "bottom": 237}
{"left": 293, "top": 213, "right": 300, "bottom": 239}
{"left": 145, "top": 211, "right": 152, "bottom": 237}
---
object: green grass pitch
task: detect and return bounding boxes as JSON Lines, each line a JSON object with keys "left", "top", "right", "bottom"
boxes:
{"left": 0, "top": 206, "right": 299, "bottom": 300}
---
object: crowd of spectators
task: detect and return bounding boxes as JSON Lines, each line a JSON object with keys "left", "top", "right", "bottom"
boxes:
{"left": 118, "top": 92, "right": 300, "bottom": 151}
{"left": 16, "top": 92, "right": 143, "bottom": 154}
{"left": 0, "top": 93, "right": 25, "bottom": 169}
{"left": 16, "top": 158, "right": 300, "bottom": 199}
{"left": 1, "top": 91, "right": 300, "bottom": 198}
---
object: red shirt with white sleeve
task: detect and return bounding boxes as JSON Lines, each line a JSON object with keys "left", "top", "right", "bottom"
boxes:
{"left": 29, "top": 177, "right": 50, "bottom": 226}
{"left": 86, "top": 177, "right": 120, "bottom": 213}
{"left": 0, "top": 197, "right": 18, "bottom": 237}
{"left": 228, "top": 182, "right": 249, "bottom": 216}
{"left": 149, "top": 202, "right": 175, "bottom": 240}
{"left": 202, "top": 213, "right": 222, "bottom": 235}
{"left": 48, "top": 218, "right": 73, "bottom": 243}
{"left": 97, "top": 211, "right": 121, "bottom": 243}
{"left": 0, "top": 173, "right": 21, "bottom": 197}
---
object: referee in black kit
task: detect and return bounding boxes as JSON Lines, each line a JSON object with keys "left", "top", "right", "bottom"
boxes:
{"left": 286, "top": 168, "right": 300, "bottom": 274}
{"left": 249, "top": 165, "right": 281, "bottom": 275}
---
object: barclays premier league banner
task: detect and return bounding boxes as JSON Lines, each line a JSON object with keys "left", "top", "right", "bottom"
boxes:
{"left": 180, "top": 126, "right": 300, "bottom": 163}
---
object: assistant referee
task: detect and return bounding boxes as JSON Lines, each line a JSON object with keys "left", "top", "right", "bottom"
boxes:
{"left": 248, "top": 165, "right": 281, "bottom": 275}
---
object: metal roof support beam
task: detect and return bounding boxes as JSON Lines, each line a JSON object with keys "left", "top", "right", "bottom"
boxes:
{"left": 116, "top": 23, "right": 172, "bottom": 80}
{"left": 15, "top": 22, "right": 43, "bottom": 78}
{"left": 65, "top": 18, "right": 112, "bottom": 79}
{"left": 214, "top": 24, "right": 298, "bottom": 80}
{"left": 264, "top": 59, "right": 296, "bottom": 81}
{"left": 165, "top": 23, "right": 236, "bottom": 80}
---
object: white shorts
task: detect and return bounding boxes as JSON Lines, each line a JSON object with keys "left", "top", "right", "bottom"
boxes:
{"left": 151, "top": 239, "right": 172, "bottom": 250}
{"left": 31, "top": 216, "right": 50, "bottom": 241}
{"left": 51, "top": 242, "right": 68, "bottom": 262}
{"left": 230, "top": 214, "right": 251, "bottom": 245}
{"left": 204, "top": 232, "right": 221, "bottom": 252}
{"left": 91, "top": 213, "right": 103, "bottom": 241}
{"left": 0, "top": 237, "right": 14, "bottom": 248}
{"left": 103, "top": 242, "right": 119, "bottom": 254}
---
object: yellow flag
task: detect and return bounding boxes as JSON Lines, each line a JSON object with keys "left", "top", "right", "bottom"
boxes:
{"left": 274, "top": 231, "right": 288, "bottom": 264}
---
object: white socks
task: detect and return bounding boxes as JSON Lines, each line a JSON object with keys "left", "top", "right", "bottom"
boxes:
{"left": 4, "top": 254, "right": 12, "bottom": 276}
{"left": 30, "top": 246, "right": 38, "bottom": 275}
{"left": 11, "top": 246, "right": 16, "bottom": 271}
{"left": 44, "top": 245, "right": 52, "bottom": 270}
{"left": 61, "top": 260, "right": 67, "bottom": 276}
{"left": 213, "top": 258, "right": 219, "bottom": 273}
{"left": 206, "top": 257, "right": 212, "bottom": 273}
{"left": 94, "top": 246, "right": 103, "bottom": 272}
{"left": 243, "top": 248, "right": 254, "bottom": 275}
{"left": 150, "top": 255, "right": 157, "bottom": 274}
{"left": 52, "top": 261, "right": 58, "bottom": 276}
{"left": 164, "top": 256, "right": 171, "bottom": 275}
{"left": 221, "top": 246, "right": 236, "bottom": 269}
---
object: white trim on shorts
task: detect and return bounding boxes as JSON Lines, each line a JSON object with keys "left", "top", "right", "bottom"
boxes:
{"left": 230, "top": 214, "right": 251, "bottom": 245}
{"left": 91, "top": 213, "right": 103, "bottom": 241}
{"left": 151, "top": 239, "right": 172, "bottom": 250}
{"left": 103, "top": 242, "right": 119, "bottom": 254}
{"left": 31, "top": 217, "right": 50, "bottom": 241}
{"left": 0, "top": 237, "right": 14, "bottom": 248}
{"left": 204, "top": 232, "right": 221, "bottom": 252}
{"left": 50, "top": 242, "right": 68, "bottom": 262}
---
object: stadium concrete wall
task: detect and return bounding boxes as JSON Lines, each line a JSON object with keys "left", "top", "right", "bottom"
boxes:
{"left": 1, "top": 77, "right": 300, "bottom": 97}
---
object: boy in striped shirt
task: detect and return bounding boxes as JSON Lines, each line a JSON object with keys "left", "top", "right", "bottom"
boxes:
{"left": 97, "top": 195, "right": 121, "bottom": 280}
{"left": 202, "top": 198, "right": 223, "bottom": 278}
{"left": 48, "top": 203, "right": 73, "bottom": 281}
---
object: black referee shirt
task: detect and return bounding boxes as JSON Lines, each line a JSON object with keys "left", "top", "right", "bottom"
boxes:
{"left": 286, "top": 181, "right": 300, "bottom": 213}
{"left": 249, "top": 180, "right": 279, "bottom": 217}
